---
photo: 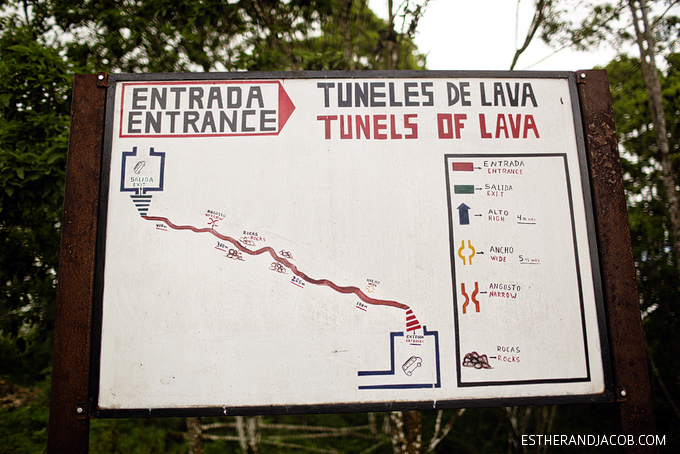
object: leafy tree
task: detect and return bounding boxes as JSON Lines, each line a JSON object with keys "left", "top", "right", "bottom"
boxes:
{"left": 510, "top": 0, "right": 559, "bottom": 70}
{"left": 239, "top": 0, "right": 426, "bottom": 71}
{"left": 509, "top": 0, "right": 680, "bottom": 446}
{"left": 606, "top": 53, "right": 680, "bottom": 450}
{"left": 533, "top": 0, "right": 680, "bottom": 273}
{"left": 0, "top": 4, "right": 82, "bottom": 384}
{"left": 48, "top": 0, "right": 426, "bottom": 73}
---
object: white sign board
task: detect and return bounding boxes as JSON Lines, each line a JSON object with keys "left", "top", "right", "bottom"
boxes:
{"left": 93, "top": 72, "right": 609, "bottom": 415}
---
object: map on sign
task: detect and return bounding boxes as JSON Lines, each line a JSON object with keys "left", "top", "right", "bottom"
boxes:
{"left": 93, "top": 74, "right": 608, "bottom": 413}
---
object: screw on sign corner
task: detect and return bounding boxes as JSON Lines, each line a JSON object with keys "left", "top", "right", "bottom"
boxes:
{"left": 96, "top": 72, "right": 108, "bottom": 87}
{"left": 74, "top": 403, "right": 88, "bottom": 419}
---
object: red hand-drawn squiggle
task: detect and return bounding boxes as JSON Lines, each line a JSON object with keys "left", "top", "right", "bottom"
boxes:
{"left": 143, "top": 215, "right": 410, "bottom": 311}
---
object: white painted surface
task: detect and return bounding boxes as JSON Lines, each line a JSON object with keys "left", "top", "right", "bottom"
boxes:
{"left": 97, "top": 75, "right": 606, "bottom": 410}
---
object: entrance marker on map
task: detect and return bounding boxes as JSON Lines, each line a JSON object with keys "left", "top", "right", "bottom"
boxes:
{"left": 405, "top": 309, "right": 422, "bottom": 332}
{"left": 452, "top": 162, "right": 474, "bottom": 172}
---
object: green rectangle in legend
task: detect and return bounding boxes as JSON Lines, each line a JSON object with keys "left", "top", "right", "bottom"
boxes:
{"left": 454, "top": 185, "right": 475, "bottom": 194}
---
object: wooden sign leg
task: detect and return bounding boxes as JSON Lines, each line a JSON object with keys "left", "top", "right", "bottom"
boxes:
{"left": 577, "top": 69, "right": 657, "bottom": 452}
{"left": 47, "top": 73, "right": 107, "bottom": 454}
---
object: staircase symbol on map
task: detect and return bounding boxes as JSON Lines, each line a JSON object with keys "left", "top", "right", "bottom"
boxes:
{"left": 406, "top": 309, "right": 422, "bottom": 332}
{"left": 120, "top": 146, "right": 166, "bottom": 216}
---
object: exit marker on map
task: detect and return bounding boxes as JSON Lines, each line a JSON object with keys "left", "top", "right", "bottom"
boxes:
{"left": 454, "top": 185, "right": 475, "bottom": 194}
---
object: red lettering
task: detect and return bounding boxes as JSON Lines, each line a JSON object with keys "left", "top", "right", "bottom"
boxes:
{"left": 454, "top": 114, "right": 466, "bottom": 138}
{"left": 317, "top": 115, "right": 337, "bottom": 140}
{"left": 404, "top": 114, "right": 418, "bottom": 139}
{"left": 479, "top": 113, "right": 492, "bottom": 138}
{"left": 437, "top": 113, "right": 465, "bottom": 139}
{"left": 495, "top": 114, "right": 508, "bottom": 138}
{"left": 323, "top": 114, "right": 420, "bottom": 140}
{"left": 374, "top": 114, "right": 387, "bottom": 140}
{"left": 508, "top": 114, "right": 521, "bottom": 137}
{"left": 356, "top": 115, "right": 370, "bottom": 139}
{"left": 340, "top": 115, "right": 352, "bottom": 139}
{"left": 437, "top": 113, "right": 453, "bottom": 139}
{"left": 390, "top": 115, "right": 402, "bottom": 139}
{"left": 523, "top": 114, "right": 539, "bottom": 138}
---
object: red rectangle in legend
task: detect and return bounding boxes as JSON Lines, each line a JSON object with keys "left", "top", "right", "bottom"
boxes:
{"left": 451, "top": 162, "right": 474, "bottom": 172}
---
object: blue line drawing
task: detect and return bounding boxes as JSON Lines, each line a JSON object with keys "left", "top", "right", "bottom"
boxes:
{"left": 357, "top": 326, "right": 441, "bottom": 390}
{"left": 120, "top": 146, "right": 166, "bottom": 216}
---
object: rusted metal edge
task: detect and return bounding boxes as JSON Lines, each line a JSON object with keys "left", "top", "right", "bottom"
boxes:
{"left": 47, "top": 74, "right": 107, "bottom": 454}
{"left": 577, "top": 69, "right": 657, "bottom": 452}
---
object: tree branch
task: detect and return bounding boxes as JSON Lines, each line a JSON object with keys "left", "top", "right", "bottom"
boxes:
{"left": 511, "top": 0, "right": 548, "bottom": 70}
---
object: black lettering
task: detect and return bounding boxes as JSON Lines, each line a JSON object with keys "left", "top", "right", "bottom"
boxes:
{"left": 128, "top": 111, "right": 142, "bottom": 133}
{"left": 246, "top": 86, "right": 264, "bottom": 108}
{"left": 480, "top": 82, "right": 491, "bottom": 106}
{"left": 447, "top": 82, "right": 460, "bottom": 106}
{"left": 389, "top": 82, "right": 402, "bottom": 106}
{"left": 242, "top": 110, "right": 256, "bottom": 132}
{"left": 227, "top": 87, "right": 241, "bottom": 108}
{"left": 405, "top": 82, "right": 419, "bottom": 106}
{"left": 132, "top": 88, "right": 148, "bottom": 109}
{"left": 166, "top": 111, "right": 180, "bottom": 133}
{"left": 189, "top": 87, "right": 204, "bottom": 109}
{"left": 220, "top": 111, "right": 237, "bottom": 132}
{"left": 338, "top": 82, "right": 352, "bottom": 107}
{"left": 460, "top": 82, "right": 471, "bottom": 106}
{"left": 522, "top": 83, "right": 538, "bottom": 107}
{"left": 201, "top": 111, "right": 216, "bottom": 133}
{"left": 421, "top": 82, "right": 434, "bottom": 106}
{"left": 370, "top": 82, "right": 386, "bottom": 107}
{"left": 170, "top": 87, "right": 186, "bottom": 109}
{"left": 494, "top": 82, "right": 506, "bottom": 106}
{"left": 150, "top": 87, "right": 167, "bottom": 110}
{"left": 145, "top": 112, "right": 162, "bottom": 133}
{"left": 506, "top": 82, "right": 520, "bottom": 107}
{"left": 317, "top": 82, "right": 335, "bottom": 107}
{"left": 355, "top": 82, "right": 369, "bottom": 107}
{"left": 184, "top": 111, "right": 200, "bottom": 133}
{"left": 207, "top": 87, "right": 223, "bottom": 109}
{"left": 261, "top": 110, "right": 276, "bottom": 132}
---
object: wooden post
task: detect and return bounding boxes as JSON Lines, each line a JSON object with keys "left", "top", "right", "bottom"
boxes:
{"left": 577, "top": 69, "right": 657, "bottom": 452}
{"left": 47, "top": 73, "right": 107, "bottom": 453}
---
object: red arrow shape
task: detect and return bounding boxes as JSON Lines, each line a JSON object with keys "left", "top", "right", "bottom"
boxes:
{"left": 278, "top": 82, "right": 296, "bottom": 132}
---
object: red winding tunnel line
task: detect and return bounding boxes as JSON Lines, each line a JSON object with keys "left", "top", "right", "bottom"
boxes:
{"left": 143, "top": 215, "right": 411, "bottom": 311}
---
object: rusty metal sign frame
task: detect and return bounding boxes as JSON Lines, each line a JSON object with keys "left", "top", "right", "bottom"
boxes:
{"left": 47, "top": 70, "right": 654, "bottom": 452}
